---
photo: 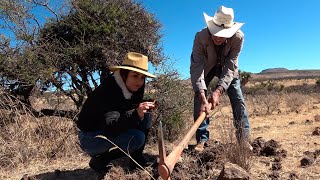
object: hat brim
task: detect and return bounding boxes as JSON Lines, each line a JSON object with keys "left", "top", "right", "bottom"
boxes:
{"left": 109, "top": 66, "right": 156, "bottom": 78}
{"left": 204, "top": 12, "right": 244, "bottom": 38}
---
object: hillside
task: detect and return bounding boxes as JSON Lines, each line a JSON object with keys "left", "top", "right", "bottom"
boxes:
{"left": 183, "top": 69, "right": 319, "bottom": 86}
{"left": 251, "top": 69, "right": 320, "bottom": 81}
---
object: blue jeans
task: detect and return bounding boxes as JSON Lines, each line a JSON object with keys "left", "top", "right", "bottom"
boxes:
{"left": 194, "top": 78, "right": 250, "bottom": 143}
{"left": 78, "top": 113, "right": 152, "bottom": 157}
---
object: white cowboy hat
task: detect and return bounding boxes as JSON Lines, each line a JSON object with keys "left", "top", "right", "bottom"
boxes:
{"left": 204, "top": 6, "right": 244, "bottom": 38}
{"left": 109, "top": 52, "right": 156, "bottom": 78}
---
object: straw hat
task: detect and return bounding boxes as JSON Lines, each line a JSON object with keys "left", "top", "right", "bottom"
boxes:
{"left": 109, "top": 52, "right": 156, "bottom": 78}
{"left": 204, "top": 6, "right": 244, "bottom": 38}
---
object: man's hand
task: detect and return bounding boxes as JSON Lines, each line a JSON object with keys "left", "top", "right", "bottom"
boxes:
{"left": 208, "top": 87, "right": 223, "bottom": 109}
{"left": 199, "top": 90, "right": 211, "bottom": 118}
{"left": 136, "top": 101, "right": 156, "bottom": 119}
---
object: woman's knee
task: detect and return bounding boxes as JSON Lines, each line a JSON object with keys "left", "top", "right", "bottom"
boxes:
{"left": 129, "top": 129, "right": 146, "bottom": 148}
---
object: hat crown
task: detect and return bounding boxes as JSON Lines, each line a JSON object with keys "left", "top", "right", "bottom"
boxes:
{"left": 109, "top": 52, "right": 155, "bottom": 78}
{"left": 123, "top": 52, "right": 148, "bottom": 71}
{"left": 213, "top": 6, "right": 234, "bottom": 28}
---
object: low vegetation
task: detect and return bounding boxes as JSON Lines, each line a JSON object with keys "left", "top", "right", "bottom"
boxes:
{"left": 1, "top": 0, "right": 320, "bottom": 179}
{"left": 1, "top": 76, "right": 320, "bottom": 179}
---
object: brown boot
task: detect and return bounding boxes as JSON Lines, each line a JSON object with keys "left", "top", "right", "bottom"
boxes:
{"left": 194, "top": 142, "right": 206, "bottom": 152}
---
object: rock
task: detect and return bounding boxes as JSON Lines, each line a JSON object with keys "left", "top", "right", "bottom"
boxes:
{"left": 272, "top": 162, "right": 282, "bottom": 171}
{"left": 252, "top": 137, "right": 265, "bottom": 155}
{"left": 314, "top": 149, "right": 320, "bottom": 158}
{"left": 269, "top": 171, "right": 279, "bottom": 179}
{"left": 305, "top": 119, "right": 313, "bottom": 124}
{"left": 315, "top": 114, "right": 320, "bottom": 122}
{"left": 261, "top": 140, "right": 279, "bottom": 156}
{"left": 288, "top": 121, "right": 295, "bottom": 125}
{"left": 217, "top": 162, "right": 250, "bottom": 180}
{"left": 288, "top": 172, "right": 299, "bottom": 180}
{"left": 300, "top": 156, "right": 315, "bottom": 167}
{"left": 303, "top": 151, "right": 316, "bottom": 158}
{"left": 273, "top": 156, "right": 282, "bottom": 162}
{"left": 312, "top": 127, "right": 320, "bottom": 135}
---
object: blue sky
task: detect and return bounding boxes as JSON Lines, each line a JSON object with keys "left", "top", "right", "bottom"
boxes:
{"left": 142, "top": 0, "right": 320, "bottom": 78}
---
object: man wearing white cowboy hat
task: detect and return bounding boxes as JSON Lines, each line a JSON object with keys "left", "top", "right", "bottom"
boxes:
{"left": 190, "top": 6, "right": 252, "bottom": 152}
{"left": 77, "top": 52, "right": 157, "bottom": 178}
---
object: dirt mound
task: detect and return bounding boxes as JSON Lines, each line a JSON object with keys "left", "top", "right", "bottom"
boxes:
{"left": 170, "top": 140, "right": 225, "bottom": 179}
{"left": 251, "top": 137, "right": 289, "bottom": 179}
{"left": 252, "top": 137, "right": 287, "bottom": 158}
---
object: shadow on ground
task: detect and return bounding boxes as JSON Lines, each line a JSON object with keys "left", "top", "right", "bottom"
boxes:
{"left": 23, "top": 153, "right": 159, "bottom": 180}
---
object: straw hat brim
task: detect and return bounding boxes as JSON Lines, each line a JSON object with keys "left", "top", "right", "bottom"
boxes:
{"left": 204, "top": 12, "right": 244, "bottom": 38}
{"left": 109, "top": 66, "right": 156, "bottom": 78}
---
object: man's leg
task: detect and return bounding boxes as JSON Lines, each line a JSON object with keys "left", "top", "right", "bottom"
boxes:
{"left": 226, "top": 78, "right": 250, "bottom": 143}
{"left": 194, "top": 91, "right": 210, "bottom": 144}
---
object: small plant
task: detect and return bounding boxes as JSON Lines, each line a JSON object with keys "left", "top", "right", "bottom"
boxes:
{"left": 245, "top": 81, "right": 284, "bottom": 95}
{"left": 316, "top": 77, "right": 320, "bottom": 86}
{"left": 248, "top": 93, "right": 282, "bottom": 115}
{"left": 239, "top": 70, "right": 252, "bottom": 86}
{"left": 285, "top": 92, "right": 307, "bottom": 113}
{"left": 217, "top": 115, "right": 253, "bottom": 172}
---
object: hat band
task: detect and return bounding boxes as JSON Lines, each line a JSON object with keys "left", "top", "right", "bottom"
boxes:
{"left": 121, "top": 64, "right": 148, "bottom": 72}
{"left": 213, "top": 21, "right": 233, "bottom": 29}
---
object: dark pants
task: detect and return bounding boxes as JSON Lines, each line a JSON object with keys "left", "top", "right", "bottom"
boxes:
{"left": 78, "top": 113, "right": 152, "bottom": 157}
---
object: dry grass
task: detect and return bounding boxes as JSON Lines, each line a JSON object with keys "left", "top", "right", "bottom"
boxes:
{"left": 1, "top": 79, "right": 320, "bottom": 179}
{"left": 209, "top": 90, "right": 320, "bottom": 179}
{"left": 215, "top": 116, "right": 254, "bottom": 172}
{"left": 0, "top": 113, "right": 80, "bottom": 167}
{"left": 0, "top": 91, "right": 82, "bottom": 179}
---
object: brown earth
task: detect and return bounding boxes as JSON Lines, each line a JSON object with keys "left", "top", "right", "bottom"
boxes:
{"left": 1, "top": 78, "right": 320, "bottom": 180}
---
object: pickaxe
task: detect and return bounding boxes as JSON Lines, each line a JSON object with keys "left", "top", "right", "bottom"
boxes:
{"left": 158, "top": 103, "right": 212, "bottom": 180}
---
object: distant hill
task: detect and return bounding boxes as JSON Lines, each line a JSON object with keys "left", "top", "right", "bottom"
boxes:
{"left": 182, "top": 68, "right": 319, "bottom": 84}
{"left": 260, "top": 68, "right": 289, "bottom": 73}
{"left": 252, "top": 68, "right": 320, "bottom": 81}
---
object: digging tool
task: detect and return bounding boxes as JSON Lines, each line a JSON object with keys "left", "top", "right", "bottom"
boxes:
{"left": 158, "top": 103, "right": 212, "bottom": 180}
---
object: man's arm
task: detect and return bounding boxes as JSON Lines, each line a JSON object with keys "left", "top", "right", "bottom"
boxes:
{"left": 217, "top": 32, "right": 244, "bottom": 91}
{"left": 190, "top": 32, "right": 206, "bottom": 93}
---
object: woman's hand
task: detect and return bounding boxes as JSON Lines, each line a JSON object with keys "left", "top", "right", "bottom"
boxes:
{"left": 136, "top": 101, "right": 156, "bottom": 119}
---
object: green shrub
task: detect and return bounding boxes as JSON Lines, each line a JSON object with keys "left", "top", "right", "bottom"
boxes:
{"left": 244, "top": 80, "right": 284, "bottom": 95}
{"left": 146, "top": 63, "right": 194, "bottom": 142}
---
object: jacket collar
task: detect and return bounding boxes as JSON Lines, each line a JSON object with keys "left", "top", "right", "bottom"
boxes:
{"left": 113, "top": 70, "right": 132, "bottom": 99}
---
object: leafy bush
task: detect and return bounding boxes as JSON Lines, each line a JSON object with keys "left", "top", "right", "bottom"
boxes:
{"left": 239, "top": 70, "right": 252, "bottom": 86}
{"left": 146, "top": 62, "right": 194, "bottom": 142}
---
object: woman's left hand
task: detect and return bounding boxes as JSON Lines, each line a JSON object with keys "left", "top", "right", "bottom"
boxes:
{"left": 136, "top": 101, "right": 156, "bottom": 119}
